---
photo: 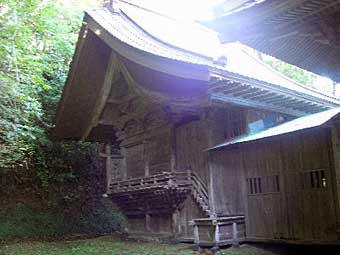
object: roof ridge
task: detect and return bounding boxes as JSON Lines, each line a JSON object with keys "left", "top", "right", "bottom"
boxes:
{"left": 118, "top": 0, "right": 178, "bottom": 22}
{"left": 117, "top": 2, "right": 215, "bottom": 62}
{"left": 117, "top": 0, "right": 218, "bottom": 34}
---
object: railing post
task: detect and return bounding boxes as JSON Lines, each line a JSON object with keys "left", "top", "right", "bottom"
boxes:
{"left": 168, "top": 177, "right": 173, "bottom": 187}
{"left": 187, "top": 169, "right": 191, "bottom": 181}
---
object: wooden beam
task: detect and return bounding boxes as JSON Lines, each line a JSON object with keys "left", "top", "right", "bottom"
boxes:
{"left": 209, "top": 83, "right": 240, "bottom": 93}
{"left": 233, "top": 87, "right": 259, "bottom": 97}
{"left": 257, "top": 94, "right": 286, "bottom": 103}
{"left": 240, "top": 89, "right": 265, "bottom": 99}
{"left": 81, "top": 51, "right": 118, "bottom": 141}
{"left": 246, "top": 92, "right": 277, "bottom": 101}
{"left": 222, "top": 85, "right": 250, "bottom": 96}
{"left": 264, "top": 96, "right": 292, "bottom": 105}
{"left": 211, "top": 93, "right": 305, "bottom": 117}
{"left": 272, "top": 98, "right": 302, "bottom": 107}
{"left": 211, "top": 71, "right": 340, "bottom": 107}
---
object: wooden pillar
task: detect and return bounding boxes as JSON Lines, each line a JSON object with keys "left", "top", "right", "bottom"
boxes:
{"left": 330, "top": 125, "right": 340, "bottom": 239}
{"left": 170, "top": 125, "right": 177, "bottom": 172}
{"left": 145, "top": 213, "right": 151, "bottom": 232}
{"left": 172, "top": 209, "right": 180, "bottom": 236}
{"left": 208, "top": 152, "right": 217, "bottom": 218}
{"left": 121, "top": 146, "right": 127, "bottom": 180}
{"left": 144, "top": 139, "right": 149, "bottom": 177}
{"left": 105, "top": 144, "right": 112, "bottom": 193}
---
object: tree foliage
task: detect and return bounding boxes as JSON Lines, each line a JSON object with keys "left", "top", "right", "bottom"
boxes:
{"left": 256, "top": 52, "right": 318, "bottom": 88}
{"left": 0, "top": 0, "right": 82, "bottom": 169}
{"left": 0, "top": 0, "right": 125, "bottom": 239}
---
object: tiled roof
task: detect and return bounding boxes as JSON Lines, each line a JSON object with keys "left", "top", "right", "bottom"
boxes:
{"left": 85, "top": 0, "right": 340, "bottom": 109}
{"left": 87, "top": 3, "right": 217, "bottom": 66}
{"left": 119, "top": 0, "right": 221, "bottom": 59}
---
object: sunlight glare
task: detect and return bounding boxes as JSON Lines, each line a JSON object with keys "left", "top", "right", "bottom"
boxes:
{"left": 127, "top": 0, "right": 223, "bottom": 21}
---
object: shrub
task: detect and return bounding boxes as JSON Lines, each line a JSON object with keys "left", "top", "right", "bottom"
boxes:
{"left": 0, "top": 204, "right": 65, "bottom": 240}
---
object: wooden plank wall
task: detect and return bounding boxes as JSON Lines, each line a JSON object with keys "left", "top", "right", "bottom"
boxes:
{"left": 128, "top": 215, "right": 146, "bottom": 232}
{"left": 209, "top": 149, "right": 244, "bottom": 216}
{"left": 175, "top": 119, "right": 210, "bottom": 184}
{"left": 146, "top": 129, "right": 171, "bottom": 175}
{"left": 125, "top": 143, "right": 145, "bottom": 178}
{"left": 178, "top": 196, "right": 206, "bottom": 238}
{"left": 123, "top": 128, "right": 172, "bottom": 179}
{"left": 241, "top": 128, "right": 339, "bottom": 242}
{"left": 149, "top": 213, "right": 172, "bottom": 234}
{"left": 242, "top": 138, "right": 287, "bottom": 240}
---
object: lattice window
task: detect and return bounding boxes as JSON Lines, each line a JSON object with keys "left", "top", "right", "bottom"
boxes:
{"left": 247, "top": 175, "right": 280, "bottom": 195}
{"left": 299, "top": 170, "right": 327, "bottom": 190}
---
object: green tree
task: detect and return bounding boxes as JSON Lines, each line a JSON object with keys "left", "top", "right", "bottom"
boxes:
{"left": 0, "top": 0, "right": 82, "bottom": 169}
{"left": 256, "top": 51, "right": 318, "bottom": 88}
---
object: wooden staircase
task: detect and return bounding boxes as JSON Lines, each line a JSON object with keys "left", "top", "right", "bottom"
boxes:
{"left": 109, "top": 171, "right": 211, "bottom": 216}
{"left": 188, "top": 171, "right": 211, "bottom": 216}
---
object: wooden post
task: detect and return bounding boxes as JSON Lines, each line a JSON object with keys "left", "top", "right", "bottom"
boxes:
{"left": 208, "top": 153, "right": 216, "bottom": 218}
{"left": 212, "top": 222, "right": 221, "bottom": 254}
{"left": 144, "top": 139, "right": 149, "bottom": 177}
{"left": 170, "top": 126, "right": 177, "bottom": 172}
{"left": 145, "top": 159, "right": 149, "bottom": 177}
{"left": 330, "top": 125, "right": 340, "bottom": 238}
{"left": 232, "top": 222, "right": 239, "bottom": 248}
{"left": 145, "top": 213, "right": 151, "bottom": 232}
{"left": 105, "top": 144, "right": 112, "bottom": 193}
{"left": 193, "top": 223, "right": 199, "bottom": 244}
{"left": 121, "top": 147, "right": 127, "bottom": 180}
{"left": 172, "top": 209, "right": 180, "bottom": 237}
{"left": 215, "top": 223, "right": 220, "bottom": 243}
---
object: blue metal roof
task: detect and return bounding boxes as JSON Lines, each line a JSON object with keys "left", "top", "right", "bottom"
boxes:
{"left": 209, "top": 108, "right": 340, "bottom": 151}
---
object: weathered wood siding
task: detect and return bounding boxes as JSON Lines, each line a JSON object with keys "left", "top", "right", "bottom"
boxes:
{"left": 149, "top": 213, "right": 172, "bottom": 234}
{"left": 146, "top": 129, "right": 172, "bottom": 175}
{"left": 123, "top": 128, "right": 172, "bottom": 179}
{"left": 240, "top": 128, "right": 339, "bottom": 242}
{"left": 126, "top": 143, "right": 145, "bottom": 178}
{"left": 178, "top": 196, "right": 206, "bottom": 238}
{"left": 175, "top": 120, "right": 210, "bottom": 184}
{"left": 209, "top": 149, "right": 244, "bottom": 216}
{"left": 128, "top": 215, "right": 146, "bottom": 232}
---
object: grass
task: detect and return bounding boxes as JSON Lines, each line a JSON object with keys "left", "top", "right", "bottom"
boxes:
{"left": 1, "top": 236, "right": 340, "bottom": 255}
{"left": 0, "top": 236, "right": 194, "bottom": 255}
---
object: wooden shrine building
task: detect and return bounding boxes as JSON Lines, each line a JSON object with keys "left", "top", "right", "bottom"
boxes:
{"left": 208, "top": 108, "right": 340, "bottom": 244}
{"left": 54, "top": 0, "right": 340, "bottom": 243}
